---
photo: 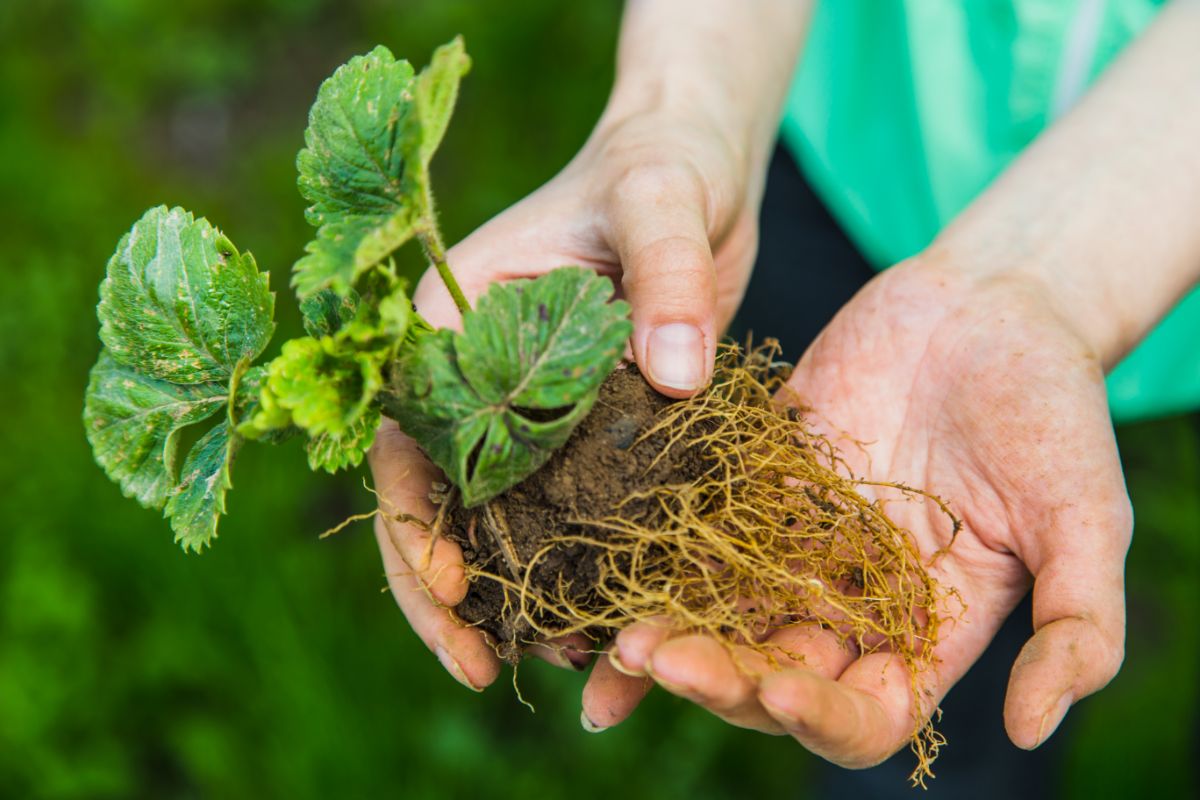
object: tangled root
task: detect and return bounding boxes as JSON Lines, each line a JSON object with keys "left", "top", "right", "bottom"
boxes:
{"left": 452, "top": 341, "right": 960, "bottom": 786}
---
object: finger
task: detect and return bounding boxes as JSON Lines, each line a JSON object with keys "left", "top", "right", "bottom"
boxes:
{"left": 581, "top": 648, "right": 654, "bottom": 732}
{"left": 611, "top": 616, "right": 675, "bottom": 675}
{"left": 758, "top": 653, "right": 919, "bottom": 769}
{"left": 525, "top": 632, "right": 595, "bottom": 672}
{"left": 606, "top": 164, "right": 717, "bottom": 398}
{"left": 645, "top": 635, "right": 784, "bottom": 733}
{"left": 1004, "top": 504, "right": 1131, "bottom": 749}
{"left": 641, "top": 624, "right": 856, "bottom": 733}
{"left": 375, "top": 514, "right": 501, "bottom": 691}
{"left": 368, "top": 420, "right": 467, "bottom": 606}
{"left": 762, "top": 623, "right": 859, "bottom": 679}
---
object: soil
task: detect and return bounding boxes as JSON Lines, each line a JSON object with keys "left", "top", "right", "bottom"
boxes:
{"left": 439, "top": 366, "right": 708, "bottom": 660}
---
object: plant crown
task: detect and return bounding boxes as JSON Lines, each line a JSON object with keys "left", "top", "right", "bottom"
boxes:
{"left": 83, "top": 38, "right": 632, "bottom": 550}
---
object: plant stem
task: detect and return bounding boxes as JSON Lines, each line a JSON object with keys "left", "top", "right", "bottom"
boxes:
{"left": 417, "top": 182, "right": 471, "bottom": 315}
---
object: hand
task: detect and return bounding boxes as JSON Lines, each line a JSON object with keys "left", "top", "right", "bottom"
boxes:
{"left": 368, "top": 107, "right": 764, "bottom": 689}
{"left": 585, "top": 256, "right": 1132, "bottom": 768}
{"left": 583, "top": 0, "right": 1200, "bottom": 752}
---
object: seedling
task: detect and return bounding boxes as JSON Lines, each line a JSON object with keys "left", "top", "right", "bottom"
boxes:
{"left": 83, "top": 38, "right": 956, "bottom": 785}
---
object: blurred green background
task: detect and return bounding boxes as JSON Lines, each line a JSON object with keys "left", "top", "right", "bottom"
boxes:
{"left": 0, "top": 1, "right": 1196, "bottom": 798}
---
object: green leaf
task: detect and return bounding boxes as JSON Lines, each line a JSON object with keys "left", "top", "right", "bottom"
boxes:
{"left": 306, "top": 406, "right": 381, "bottom": 473}
{"left": 292, "top": 213, "right": 418, "bottom": 299}
{"left": 412, "top": 36, "right": 471, "bottom": 167}
{"left": 84, "top": 351, "right": 227, "bottom": 509}
{"left": 99, "top": 205, "right": 275, "bottom": 383}
{"left": 388, "top": 267, "right": 632, "bottom": 506}
{"left": 293, "top": 46, "right": 421, "bottom": 297}
{"left": 297, "top": 46, "right": 416, "bottom": 229}
{"left": 292, "top": 39, "right": 470, "bottom": 298}
{"left": 164, "top": 420, "right": 239, "bottom": 552}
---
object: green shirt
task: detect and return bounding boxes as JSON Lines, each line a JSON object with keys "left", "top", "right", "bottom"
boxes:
{"left": 782, "top": 0, "right": 1199, "bottom": 422}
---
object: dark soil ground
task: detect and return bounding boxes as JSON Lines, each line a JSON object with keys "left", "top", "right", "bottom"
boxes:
{"left": 440, "top": 366, "right": 707, "bottom": 660}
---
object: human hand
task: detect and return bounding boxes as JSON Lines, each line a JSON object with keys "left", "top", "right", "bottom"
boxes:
{"left": 368, "top": 102, "right": 767, "bottom": 689}
{"left": 586, "top": 255, "right": 1132, "bottom": 767}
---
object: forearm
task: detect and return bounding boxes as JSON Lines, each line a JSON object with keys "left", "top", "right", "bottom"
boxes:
{"left": 934, "top": 0, "right": 1200, "bottom": 368}
{"left": 600, "top": 0, "right": 811, "bottom": 186}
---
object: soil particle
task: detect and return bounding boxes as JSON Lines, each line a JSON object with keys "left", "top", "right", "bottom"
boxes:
{"left": 440, "top": 366, "right": 707, "bottom": 659}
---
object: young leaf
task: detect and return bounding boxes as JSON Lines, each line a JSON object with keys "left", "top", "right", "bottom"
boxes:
{"left": 164, "top": 420, "right": 240, "bottom": 552}
{"left": 388, "top": 267, "right": 632, "bottom": 506}
{"left": 99, "top": 206, "right": 275, "bottom": 383}
{"left": 262, "top": 337, "right": 384, "bottom": 437}
{"left": 84, "top": 351, "right": 228, "bottom": 509}
{"left": 233, "top": 366, "right": 298, "bottom": 444}
{"left": 249, "top": 282, "right": 410, "bottom": 468}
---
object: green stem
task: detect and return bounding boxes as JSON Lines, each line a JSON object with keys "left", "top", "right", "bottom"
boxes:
{"left": 417, "top": 182, "right": 470, "bottom": 315}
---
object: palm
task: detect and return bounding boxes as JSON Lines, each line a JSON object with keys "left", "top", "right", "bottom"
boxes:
{"left": 792, "top": 258, "right": 1128, "bottom": 689}
{"left": 599, "top": 260, "right": 1132, "bottom": 766}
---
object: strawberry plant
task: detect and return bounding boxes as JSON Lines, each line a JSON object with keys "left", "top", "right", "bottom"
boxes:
{"left": 85, "top": 38, "right": 630, "bottom": 549}
{"left": 83, "top": 37, "right": 957, "bottom": 785}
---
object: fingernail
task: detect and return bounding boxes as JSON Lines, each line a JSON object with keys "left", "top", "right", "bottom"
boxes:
{"left": 1034, "top": 693, "right": 1073, "bottom": 748}
{"left": 580, "top": 709, "right": 607, "bottom": 733}
{"left": 647, "top": 323, "right": 706, "bottom": 391}
{"left": 758, "top": 693, "right": 799, "bottom": 727}
{"left": 436, "top": 644, "right": 482, "bottom": 692}
{"left": 643, "top": 658, "right": 692, "bottom": 698}
{"left": 608, "top": 647, "right": 642, "bottom": 677}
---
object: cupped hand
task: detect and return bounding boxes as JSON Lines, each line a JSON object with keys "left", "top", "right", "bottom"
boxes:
{"left": 584, "top": 256, "right": 1132, "bottom": 768}
{"left": 369, "top": 110, "right": 765, "bottom": 689}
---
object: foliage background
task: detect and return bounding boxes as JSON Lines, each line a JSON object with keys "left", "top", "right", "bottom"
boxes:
{"left": 0, "top": 1, "right": 1195, "bottom": 797}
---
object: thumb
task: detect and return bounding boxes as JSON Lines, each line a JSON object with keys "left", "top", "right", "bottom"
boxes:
{"left": 607, "top": 166, "right": 718, "bottom": 398}
{"left": 1004, "top": 498, "right": 1132, "bottom": 749}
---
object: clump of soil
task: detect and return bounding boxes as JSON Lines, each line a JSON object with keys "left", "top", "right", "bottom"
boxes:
{"left": 428, "top": 342, "right": 958, "bottom": 786}
{"left": 441, "top": 366, "right": 705, "bottom": 659}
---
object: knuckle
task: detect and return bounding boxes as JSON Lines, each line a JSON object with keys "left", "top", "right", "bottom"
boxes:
{"left": 620, "top": 238, "right": 717, "bottom": 313}
{"left": 622, "top": 236, "right": 713, "bottom": 284}
{"left": 608, "top": 158, "right": 704, "bottom": 209}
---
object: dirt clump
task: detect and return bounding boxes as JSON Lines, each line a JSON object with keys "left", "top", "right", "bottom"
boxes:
{"left": 442, "top": 366, "right": 704, "bottom": 657}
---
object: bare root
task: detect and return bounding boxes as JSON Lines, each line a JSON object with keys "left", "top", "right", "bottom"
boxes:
{"left": 450, "top": 341, "right": 960, "bottom": 785}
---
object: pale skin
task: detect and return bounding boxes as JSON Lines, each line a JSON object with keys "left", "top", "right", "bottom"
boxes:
{"left": 368, "top": 0, "right": 1200, "bottom": 768}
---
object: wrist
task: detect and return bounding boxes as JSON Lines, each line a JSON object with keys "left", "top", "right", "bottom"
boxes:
{"left": 909, "top": 245, "right": 1117, "bottom": 368}
{"left": 593, "top": 81, "right": 768, "bottom": 190}
{"left": 595, "top": 0, "right": 808, "bottom": 198}
{"left": 923, "top": 230, "right": 1142, "bottom": 371}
